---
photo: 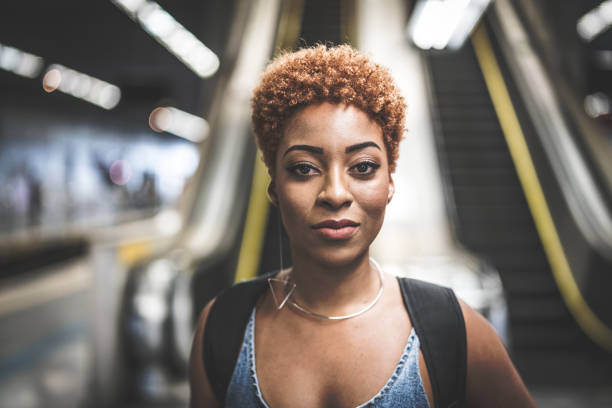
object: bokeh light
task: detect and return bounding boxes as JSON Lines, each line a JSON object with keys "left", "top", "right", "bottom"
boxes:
{"left": 42, "top": 68, "right": 62, "bottom": 93}
{"left": 109, "top": 160, "right": 132, "bottom": 185}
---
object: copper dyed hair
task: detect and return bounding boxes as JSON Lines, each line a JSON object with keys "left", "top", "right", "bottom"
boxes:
{"left": 251, "top": 44, "right": 406, "bottom": 173}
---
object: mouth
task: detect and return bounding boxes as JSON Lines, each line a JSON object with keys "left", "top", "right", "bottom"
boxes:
{"left": 311, "top": 219, "right": 359, "bottom": 240}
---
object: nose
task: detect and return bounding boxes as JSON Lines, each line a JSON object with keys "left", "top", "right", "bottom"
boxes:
{"left": 317, "top": 167, "right": 352, "bottom": 209}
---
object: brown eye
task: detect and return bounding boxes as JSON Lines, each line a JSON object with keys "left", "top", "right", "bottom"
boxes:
{"left": 356, "top": 162, "right": 370, "bottom": 173}
{"left": 287, "top": 163, "right": 319, "bottom": 177}
{"left": 297, "top": 165, "right": 311, "bottom": 175}
{"left": 351, "top": 161, "right": 380, "bottom": 175}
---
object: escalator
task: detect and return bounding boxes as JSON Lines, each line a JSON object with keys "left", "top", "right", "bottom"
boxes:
{"left": 120, "top": 0, "right": 285, "bottom": 402}
{"left": 425, "top": 1, "right": 612, "bottom": 385}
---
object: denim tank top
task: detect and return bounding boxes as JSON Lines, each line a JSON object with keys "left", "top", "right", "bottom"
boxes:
{"left": 226, "top": 309, "right": 430, "bottom": 407}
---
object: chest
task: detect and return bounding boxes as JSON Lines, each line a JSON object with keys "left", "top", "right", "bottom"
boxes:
{"left": 254, "top": 308, "right": 413, "bottom": 408}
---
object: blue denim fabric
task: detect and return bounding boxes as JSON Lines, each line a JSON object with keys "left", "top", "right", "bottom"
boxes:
{"left": 226, "top": 309, "right": 430, "bottom": 407}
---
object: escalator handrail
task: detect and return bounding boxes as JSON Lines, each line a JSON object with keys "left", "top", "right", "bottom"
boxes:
{"left": 489, "top": 0, "right": 612, "bottom": 261}
{"left": 494, "top": 0, "right": 612, "bottom": 260}
{"left": 476, "top": 0, "right": 612, "bottom": 352}
{"left": 177, "top": 0, "right": 282, "bottom": 261}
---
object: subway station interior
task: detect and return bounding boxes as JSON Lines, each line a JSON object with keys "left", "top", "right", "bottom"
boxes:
{"left": 1, "top": 0, "right": 612, "bottom": 406}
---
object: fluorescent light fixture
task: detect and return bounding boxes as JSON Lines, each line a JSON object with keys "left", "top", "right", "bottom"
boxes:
{"left": 407, "top": 0, "right": 491, "bottom": 51}
{"left": 42, "top": 64, "right": 121, "bottom": 110}
{"left": 111, "top": 0, "right": 219, "bottom": 78}
{"left": 0, "top": 43, "right": 44, "bottom": 78}
{"left": 149, "top": 106, "right": 209, "bottom": 143}
{"left": 584, "top": 92, "right": 611, "bottom": 118}
{"left": 577, "top": 0, "right": 612, "bottom": 42}
{"left": 113, "top": 0, "right": 146, "bottom": 14}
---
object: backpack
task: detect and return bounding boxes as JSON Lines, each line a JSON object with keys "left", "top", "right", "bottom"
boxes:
{"left": 203, "top": 274, "right": 467, "bottom": 408}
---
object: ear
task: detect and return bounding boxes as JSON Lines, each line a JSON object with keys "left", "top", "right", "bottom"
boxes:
{"left": 387, "top": 176, "right": 395, "bottom": 204}
{"left": 268, "top": 180, "right": 279, "bottom": 206}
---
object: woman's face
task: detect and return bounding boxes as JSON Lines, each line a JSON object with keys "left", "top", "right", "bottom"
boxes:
{"left": 270, "top": 102, "right": 394, "bottom": 267}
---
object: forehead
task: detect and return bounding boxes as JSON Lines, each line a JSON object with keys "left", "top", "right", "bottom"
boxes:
{"left": 281, "top": 103, "right": 383, "bottom": 150}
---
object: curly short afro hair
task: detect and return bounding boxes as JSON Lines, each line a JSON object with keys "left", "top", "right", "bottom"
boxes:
{"left": 251, "top": 44, "right": 406, "bottom": 173}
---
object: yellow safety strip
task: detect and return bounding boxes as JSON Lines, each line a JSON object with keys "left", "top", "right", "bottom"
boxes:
{"left": 471, "top": 24, "right": 612, "bottom": 352}
{"left": 234, "top": 157, "right": 271, "bottom": 282}
{"left": 234, "top": 0, "right": 305, "bottom": 283}
{"left": 118, "top": 239, "right": 153, "bottom": 266}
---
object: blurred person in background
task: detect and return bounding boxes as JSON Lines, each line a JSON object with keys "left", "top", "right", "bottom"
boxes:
{"left": 189, "top": 45, "right": 536, "bottom": 408}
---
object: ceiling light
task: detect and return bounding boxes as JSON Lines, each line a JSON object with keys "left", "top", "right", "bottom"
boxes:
{"left": 0, "top": 43, "right": 44, "bottom": 78}
{"left": 149, "top": 106, "right": 209, "bottom": 143}
{"left": 407, "top": 0, "right": 491, "bottom": 51}
{"left": 113, "top": 0, "right": 146, "bottom": 14}
{"left": 111, "top": 0, "right": 219, "bottom": 78}
{"left": 42, "top": 68, "right": 62, "bottom": 92}
{"left": 584, "top": 92, "right": 611, "bottom": 118}
{"left": 577, "top": 0, "right": 612, "bottom": 41}
{"left": 43, "top": 64, "right": 121, "bottom": 110}
{"left": 109, "top": 160, "right": 132, "bottom": 185}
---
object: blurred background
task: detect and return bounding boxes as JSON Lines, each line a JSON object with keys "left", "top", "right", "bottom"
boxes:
{"left": 1, "top": 0, "right": 612, "bottom": 406}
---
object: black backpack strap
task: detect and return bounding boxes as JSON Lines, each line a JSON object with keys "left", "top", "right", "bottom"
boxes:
{"left": 202, "top": 274, "right": 272, "bottom": 404}
{"left": 398, "top": 277, "right": 467, "bottom": 408}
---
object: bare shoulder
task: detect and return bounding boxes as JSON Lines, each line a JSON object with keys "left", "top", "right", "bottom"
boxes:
{"left": 189, "top": 297, "right": 221, "bottom": 408}
{"left": 458, "top": 299, "right": 536, "bottom": 408}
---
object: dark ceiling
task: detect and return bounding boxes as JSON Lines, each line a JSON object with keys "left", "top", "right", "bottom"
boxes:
{"left": 0, "top": 0, "right": 237, "bottom": 117}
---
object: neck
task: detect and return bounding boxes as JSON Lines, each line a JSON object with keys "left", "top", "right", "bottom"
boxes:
{"left": 288, "top": 250, "right": 382, "bottom": 316}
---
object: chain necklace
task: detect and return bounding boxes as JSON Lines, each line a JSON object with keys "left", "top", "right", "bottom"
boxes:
{"left": 285, "top": 258, "right": 385, "bottom": 321}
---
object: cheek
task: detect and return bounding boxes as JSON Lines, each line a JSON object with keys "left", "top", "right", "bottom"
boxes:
{"left": 353, "top": 181, "right": 390, "bottom": 217}
{"left": 276, "top": 181, "right": 312, "bottom": 225}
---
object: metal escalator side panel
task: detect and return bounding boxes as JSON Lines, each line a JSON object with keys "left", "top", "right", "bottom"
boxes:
{"left": 478, "top": 0, "right": 612, "bottom": 353}
{"left": 471, "top": 23, "right": 612, "bottom": 353}
{"left": 121, "top": 0, "right": 284, "bottom": 399}
{"left": 424, "top": 28, "right": 612, "bottom": 384}
{"left": 180, "top": 0, "right": 282, "bottom": 261}
{"left": 233, "top": 0, "right": 306, "bottom": 283}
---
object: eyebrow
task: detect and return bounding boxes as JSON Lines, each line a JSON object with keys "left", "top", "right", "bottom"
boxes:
{"left": 283, "top": 144, "right": 324, "bottom": 156}
{"left": 345, "top": 142, "right": 381, "bottom": 153}
{"left": 282, "top": 141, "right": 381, "bottom": 157}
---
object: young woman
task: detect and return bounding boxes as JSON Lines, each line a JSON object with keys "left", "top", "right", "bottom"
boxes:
{"left": 190, "top": 45, "right": 536, "bottom": 408}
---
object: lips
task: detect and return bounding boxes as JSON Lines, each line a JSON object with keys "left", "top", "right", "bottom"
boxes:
{"left": 312, "top": 219, "right": 359, "bottom": 240}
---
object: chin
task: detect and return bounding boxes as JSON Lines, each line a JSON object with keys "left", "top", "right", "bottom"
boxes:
{"left": 300, "top": 242, "right": 370, "bottom": 269}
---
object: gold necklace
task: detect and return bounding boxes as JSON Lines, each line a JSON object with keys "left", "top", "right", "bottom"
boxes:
{"left": 268, "top": 258, "right": 384, "bottom": 321}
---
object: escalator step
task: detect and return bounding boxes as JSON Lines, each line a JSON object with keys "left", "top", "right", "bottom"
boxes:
{"left": 515, "top": 351, "right": 612, "bottom": 386}
{"left": 442, "top": 138, "right": 509, "bottom": 151}
{"left": 483, "top": 252, "right": 549, "bottom": 271}
{"left": 454, "top": 205, "right": 534, "bottom": 223}
{"left": 426, "top": 21, "right": 612, "bottom": 386}
{"left": 445, "top": 151, "right": 515, "bottom": 169}
{"left": 425, "top": 40, "right": 593, "bottom": 384}
{"left": 453, "top": 185, "right": 529, "bottom": 206}
{"left": 511, "top": 324, "right": 584, "bottom": 348}
{"left": 456, "top": 229, "right": 541, "bottom": 250}
{"left": 438, "top": 106, "right": 499, "bottom": 120}
{"left": 446, "top": 168, "right": 522, "bottom": 186}
{"left": 507, "top": 297, "right": 570, "bottom": 322}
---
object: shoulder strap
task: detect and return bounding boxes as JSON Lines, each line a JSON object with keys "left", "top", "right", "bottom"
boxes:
{"left": 202, "top": 274, "right": 271, "bottom": 403}
{"left": 398, "top": 278, "right": 467, "bottom": 408}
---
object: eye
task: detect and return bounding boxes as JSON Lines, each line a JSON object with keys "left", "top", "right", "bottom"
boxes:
{"left": 287, "top": 163, "right": 319, "bottom": 177}
{"left": 350, "top": 161, "right": 380, "bottom": 176}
